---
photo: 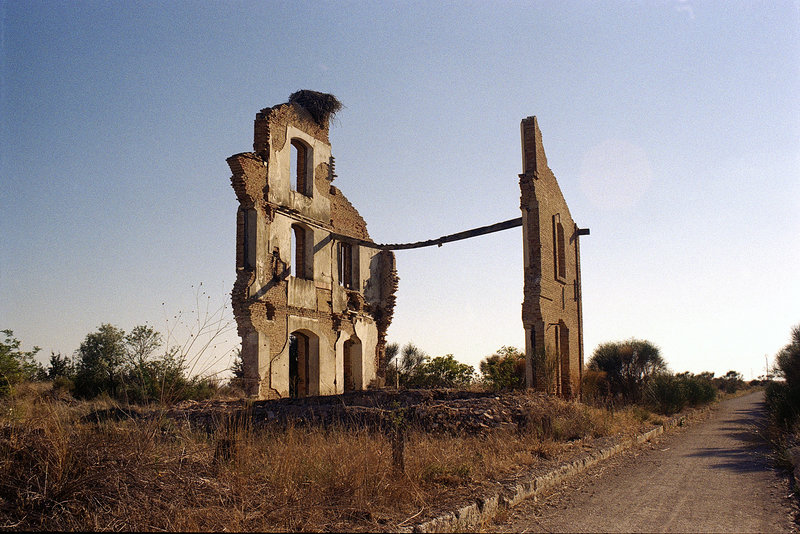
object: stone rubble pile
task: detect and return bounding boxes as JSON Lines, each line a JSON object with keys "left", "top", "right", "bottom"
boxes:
{"left": 161, "top": 389, "right": 574, "bottom": 436}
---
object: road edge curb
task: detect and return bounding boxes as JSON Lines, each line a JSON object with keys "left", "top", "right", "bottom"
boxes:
{"left": 402, "top": 407, "right": 709, "bottom": 533}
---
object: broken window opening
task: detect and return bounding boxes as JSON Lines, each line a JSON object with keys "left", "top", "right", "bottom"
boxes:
{"left": 291, "top": 224, "right": 313, "bottom": 279}
{"left": 337, "top": 242, "right": 359, "bottom": 290}
{"left": 290, "top": 138, "right": 312, "bottom": 197}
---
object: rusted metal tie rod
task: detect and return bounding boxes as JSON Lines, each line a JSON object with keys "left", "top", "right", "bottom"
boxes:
{"left": 332, "top": 217, "right": 523, "bottom": 251}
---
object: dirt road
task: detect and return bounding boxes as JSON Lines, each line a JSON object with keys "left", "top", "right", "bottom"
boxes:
{"left": 487, "top": 392, "right": 797, "bottom": 533}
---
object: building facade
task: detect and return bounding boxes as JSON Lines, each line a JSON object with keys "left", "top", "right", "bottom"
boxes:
{"left": 520, "top": 117, "right": 587, "bottom": 398}
{"left": 227, "top": 92, "right": 398, "bottom": 399}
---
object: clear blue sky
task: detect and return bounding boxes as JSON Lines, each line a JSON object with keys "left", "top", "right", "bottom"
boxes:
{"left": 2, "top": 1, "right": 798, "bottom": 380}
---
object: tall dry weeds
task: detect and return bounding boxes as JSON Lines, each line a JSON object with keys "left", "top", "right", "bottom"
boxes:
{"left": 1, "top": 386, "right": 659, "bottom": 531}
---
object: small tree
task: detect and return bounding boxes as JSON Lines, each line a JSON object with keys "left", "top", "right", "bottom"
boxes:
{"left": 47, "top": 352, "right": 74, "bottom": 380}
{"left": 74, "top": 324, "right": 127, "bottom": 399}
{"left": 480, "top": 346, "right": 525, "bottom": 390}
{"left": 123, "top": 325, "right": 170, "bottom": 403}
{"left": 391, "top": 343, "right": 428, "bottom": 388}
{"left": 228, "top": 349, "right": 245, "bottom": 390}
{"left": 46, "top": 351, "right": 75, "bottom": 393}
{"left": 588, "top": 338, "right": 666, "bottom": 403}
{"left": 409, "top": 354, "right": 475, "bottom": 388}
{"left": 0, "top": 330, "right": 42, "bottom": 396}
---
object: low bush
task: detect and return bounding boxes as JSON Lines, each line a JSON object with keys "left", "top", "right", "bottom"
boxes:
{"left": 587, "top": 339, "right": 666, "bottom": 403}
{"left": 713, "top": 370, "right": 746, "bottom": 394}
{"left": 766, "top": 324, "right": 800, "bottom": 433}
{"left": 479, "top": 346, "right": 525, "bottom": 390}
{"left": 581, "top": 369, "right": 611, "bottom": 406}
{"left": 645, "top": 372, "right": 716, "bottom": 415}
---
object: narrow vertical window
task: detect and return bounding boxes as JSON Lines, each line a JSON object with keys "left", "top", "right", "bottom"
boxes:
{"left": 291, "top": 224, "right": 312, "bottom": 279}
{"left": 557, "top": 222, "right": 566, "bottom": 279}
{"left": 290, "top": 139, "right": 312, "bottom": 197}
{"left": 553, "top": 214, "right": 566, "bottom": 280}
{"left": 338, "top": 242, "right": 359, "bottom": 289}
{"left": 337, "top": 242, "right": 360, "bottom": 290}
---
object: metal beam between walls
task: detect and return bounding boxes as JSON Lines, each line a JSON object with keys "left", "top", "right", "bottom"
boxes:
{"left": 331, "top": 217, "right": 524, "bottom": 251}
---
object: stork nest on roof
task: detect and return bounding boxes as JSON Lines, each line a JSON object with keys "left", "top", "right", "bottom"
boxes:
{"left": 288, "top": 90, "right": 342, "bottom": 126}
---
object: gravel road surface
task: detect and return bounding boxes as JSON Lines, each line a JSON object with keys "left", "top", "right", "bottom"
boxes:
{"left": 487, "top": 391, "right": 797, "bottom": 533}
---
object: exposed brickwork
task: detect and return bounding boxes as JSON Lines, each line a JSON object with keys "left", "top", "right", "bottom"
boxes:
{"left": 228, "top": 94, "right": 397, "bottom": 399}
{"left": 329, "top": 185, "right": 371, "bottom": 241}
{"left": 520, "top": 117, "right": 585, "bottom": 398}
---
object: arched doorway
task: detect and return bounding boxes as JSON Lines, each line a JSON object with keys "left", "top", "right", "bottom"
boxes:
{"left": 289, "top": 330, "right": 320, "bottom": 397}
{"left": 343, "top": 336, "right": 362, "bottom": 392}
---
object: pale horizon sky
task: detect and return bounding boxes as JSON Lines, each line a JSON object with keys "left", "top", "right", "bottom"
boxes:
{"left": 2, "top": 1, "right": 798, "bottom": 381}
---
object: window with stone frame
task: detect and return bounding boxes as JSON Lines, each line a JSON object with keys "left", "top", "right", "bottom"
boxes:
{"left": 290, "top": 138, "right": 313, "bottom": 197}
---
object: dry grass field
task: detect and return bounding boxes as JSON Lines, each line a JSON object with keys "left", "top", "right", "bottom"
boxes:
{"left": 1, "top": 383, "right": 661, "bottom": 531}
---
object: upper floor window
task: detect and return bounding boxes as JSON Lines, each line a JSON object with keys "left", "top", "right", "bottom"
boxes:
{"left": 290, "top": 138, "right": 313, "bottom": 197}
{"left": 291, "top": 224, "right": 313, "bottom": 279}
{"left": 553, "top": 214, "right": 566, "bottom": 281}
{"left": 337, "top": 242, "right": 359, "bottom": 290}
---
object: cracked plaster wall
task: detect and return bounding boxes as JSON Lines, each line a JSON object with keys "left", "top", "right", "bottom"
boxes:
{"left": 227, "top": 100, "right": 397, "bottom": 399}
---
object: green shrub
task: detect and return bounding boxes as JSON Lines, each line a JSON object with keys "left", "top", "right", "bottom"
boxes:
{"left": 766, "top": 325, "right": 800, "bottom": 432}
{"left": 52, "top": 375, "right": 75, "bottom": 395}
{"left": 588, "top": 339, "right": 666, "bottom": 403}
{"left": 766, "top": 380, "right": 799, "bottom": 432}
{"left": 180, "top": 376, "right": 220, "bottom": 401}
{"left": 73, "top": 324, "right": 127, "bottom": 399}
{"left": 581, "top": 369, "right": 611, "bottom": 406}
{"left": 645, "top": 372, "right": 716, "bottom": 415}
{"left": 480, "top": 346, "right": 525, "bottom": 390}
{"left": 406, "top": 354, "right": 475, "bottom": 388}
{"left": 713, "top": 370, "right": 745, "bottom": 394}
{"left": 71, "top": 323, "right": 221, "bottom": 404}
{"left": 0, "top": 330, "right": 42, "bottom": 397}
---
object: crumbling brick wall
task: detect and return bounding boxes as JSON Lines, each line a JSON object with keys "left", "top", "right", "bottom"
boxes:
{"left": 227, "top": 93, "right": 397, "bottom": 399}
{"left": 519, "top": 117, "right": 585, "bottom": 398}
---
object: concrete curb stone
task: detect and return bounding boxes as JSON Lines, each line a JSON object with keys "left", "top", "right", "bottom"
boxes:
{"left": 401, "top": 407, "right": 709, "bottom": 533}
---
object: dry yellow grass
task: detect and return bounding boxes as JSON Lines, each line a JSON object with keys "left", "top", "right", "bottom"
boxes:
{"left": 0, "top": 384, "right": 659, "bottom": 531}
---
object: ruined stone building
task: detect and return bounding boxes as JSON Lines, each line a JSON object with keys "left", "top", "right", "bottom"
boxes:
{"left": 227, "top": 92, "right": 585, "bottom": 400}
{"left": 520, "top": 117, "right": 587, "bottom": 398}
{"left": 226, "top": 91, "right": 398, "bottom": 399}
